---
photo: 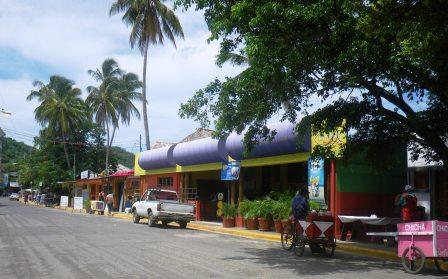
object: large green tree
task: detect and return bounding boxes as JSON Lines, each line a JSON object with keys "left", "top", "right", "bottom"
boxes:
{"left": 86, "top": 58, "right": 142, "bottom": 174}
{"left": 176, "top": 0, "right": 448, "bottom": 166}
{"left": 27, "top": 75, "right": 87, "bottom": 170}
{"left": 110, "top": 0, "right": 184, "bottom": 150}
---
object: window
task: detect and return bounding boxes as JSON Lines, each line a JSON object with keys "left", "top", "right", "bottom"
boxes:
{"left": 150, "top": 190, "right": 178, "bottom": 201}
{"left": 157, "top": 176, "right": 173, "bottom": 187}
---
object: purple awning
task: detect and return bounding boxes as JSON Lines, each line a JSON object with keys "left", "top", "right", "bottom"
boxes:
{"left": 225, "top": 122, "right": 310, "bottom": 160}
{"left": 138, "top": 145, "right": 176, "bottom": 170}
{"left": 172, "top": 137, "right": 227, "bottom": 166}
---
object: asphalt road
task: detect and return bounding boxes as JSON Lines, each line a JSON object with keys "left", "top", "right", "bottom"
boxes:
{"left": 0, "top": 198, "right": 442, "bottom": 279}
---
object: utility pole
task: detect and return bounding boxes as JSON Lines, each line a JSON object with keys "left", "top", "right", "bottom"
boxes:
{"left": 139, "top": 134, "right": 142, "bottom": 152}
{"left": 0, "top": 128, "right": 4, "bottom": 188}
{"left": 73, "top": 153, "right": 76, "bottom": 180}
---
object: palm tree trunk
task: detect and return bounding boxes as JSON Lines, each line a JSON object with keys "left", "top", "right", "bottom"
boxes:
{"left": 62, "top": 135, "right": 72, "bottom": 170}
{"left": 105, "top": 121, "right": 110, "bottom": 175}
{"left": 142, "top": 43, "right": 151, "bottom": 150}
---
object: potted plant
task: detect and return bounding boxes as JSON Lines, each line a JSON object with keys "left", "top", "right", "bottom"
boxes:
{"left": 280, "top": 202, "right": 292, "bottom": 233}
{"left": 258, "top": 200, "right": 273, "bottom": 231}
{"left": 244, "top": 201, "right": 260, "bottom": 230}
{"left": 272, "top": 200, "right": 286, "bottom": 233}
{"left": 236, "top": 200, "right": 251, "bottom": 227}
{"left": 221, "top": 203, "right": 237, "bottom": 228}
{"left": 83, "top": 198, "right": 91, "bottom": 214}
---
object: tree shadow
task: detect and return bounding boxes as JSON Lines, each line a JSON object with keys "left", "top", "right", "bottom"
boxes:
{"left": 220, "top": 245, "right": 444, "bottom": 277}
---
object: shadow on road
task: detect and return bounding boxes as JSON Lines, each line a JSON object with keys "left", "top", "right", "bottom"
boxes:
{"left": 135, "top": 221, "right": 192, "bottom": 230}
{"left": 221, "top": 245, "right": 444, "bottom": 277}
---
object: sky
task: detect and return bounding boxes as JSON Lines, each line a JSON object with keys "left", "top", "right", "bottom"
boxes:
{"left": 0, "top": 0, "right": 242, "bottom": 153}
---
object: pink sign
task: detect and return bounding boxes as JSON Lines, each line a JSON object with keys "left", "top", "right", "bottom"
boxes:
{"left": 436, "top": 221, "right": 448, "bottom": 258}
{"left": 398, "top": 221, "right": 448, "bottom": 258}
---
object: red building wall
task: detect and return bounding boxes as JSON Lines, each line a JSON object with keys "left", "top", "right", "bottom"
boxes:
{"left": 139, "top": 173, "right": 181, "bottom": 197}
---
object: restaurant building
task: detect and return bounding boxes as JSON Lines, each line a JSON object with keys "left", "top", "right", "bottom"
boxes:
{"left": 134, "top": 122, "right": 407, "bottom": 237}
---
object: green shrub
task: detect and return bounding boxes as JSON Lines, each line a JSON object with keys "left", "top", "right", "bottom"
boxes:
{"left": 221, "top": 203, "right": 237, "bottom": 218}
{"left": 280, "top": 201, "right": 292, "bottom": 220}
{"left": 83, "top": 198, "right": 91, "bottom": 210}
{"left": 238, "top": 200, "right": 251, "bottom": 217}
{"left": 258, "top": 199, "right": 274, "bottom": 219}
{"left": 244, "top": 200, "right": 261, "bottom": 219}
{"left": 309, "top": 200, "right": 321, "bottom": 211}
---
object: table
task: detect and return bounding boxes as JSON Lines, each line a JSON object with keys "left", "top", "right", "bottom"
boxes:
{"left": 338, "top": 215, "right": 401, "bottom": 241}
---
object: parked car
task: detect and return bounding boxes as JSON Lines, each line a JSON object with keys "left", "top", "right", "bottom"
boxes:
{"left": 131, "top": 189, "right": 195, "bottom": 228}
{"left": 9, "top": 193, "right": 19, "bottom": 201}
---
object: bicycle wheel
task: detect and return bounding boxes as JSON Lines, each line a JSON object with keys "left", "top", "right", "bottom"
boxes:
{"left": 294, "top": 236, "right": 305, "bottom": 257}
{"left": 323, "top": 237, "right": 336, "bottom": 257}
{"left": 401, "top": 246, "right": 426, "bottom": 274}
{"left": 435, "top": 258, "right": 448, "bottom": 273}
{"left": 281, "top": 230, "right": 294, "bottom": 251}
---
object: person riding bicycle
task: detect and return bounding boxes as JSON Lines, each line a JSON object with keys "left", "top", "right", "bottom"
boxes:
{"left": 291, "top": 188, "right": 309, "bottom": 221}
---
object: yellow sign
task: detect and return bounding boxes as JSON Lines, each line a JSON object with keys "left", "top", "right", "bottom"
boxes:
{"left": 311, "top": 125, "right": 346, "bottom": 157}
{"left": 134, "top": 153, "right": 148, "bottom": 176}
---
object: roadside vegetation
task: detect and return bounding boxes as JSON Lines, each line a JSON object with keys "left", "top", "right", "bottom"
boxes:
{"left": 17, "top": 59, "right": 141, "bottom": 191}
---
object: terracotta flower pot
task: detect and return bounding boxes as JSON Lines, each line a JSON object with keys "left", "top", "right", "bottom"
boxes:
{"left": 235, "top": 215, "right": 245, "bottom": 227}
{"left": 274, "top": 219, "right": 283, "bottom": 233}
{"left": 222, "top": 217, "right": 235, "bottom": 228}
{"left": 258, "top": 217, "right": 271, "bottom": 231}
{"left": 268, "top": 218, "right": 275, "bottom": 230}
{"left": 245, "top": 218, "right": 258, "bottom": 230}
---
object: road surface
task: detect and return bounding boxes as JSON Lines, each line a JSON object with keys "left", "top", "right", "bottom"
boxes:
{"left": 0, "top": 198, "right": 441, "bottom": 278}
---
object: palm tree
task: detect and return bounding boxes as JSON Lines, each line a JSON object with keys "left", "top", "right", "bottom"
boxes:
{"left": 86, "top": 58, "right": 142, "bottom": 174}
{"left": 110, "top": 0, "right": 184, "bottom": 150}
{"left": 27, "top": 75, "right": 87, "bottom": 170}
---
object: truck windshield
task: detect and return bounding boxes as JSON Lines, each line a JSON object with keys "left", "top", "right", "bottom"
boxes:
{"left": 155, "top": 191, "right": 178, "bottom": 201}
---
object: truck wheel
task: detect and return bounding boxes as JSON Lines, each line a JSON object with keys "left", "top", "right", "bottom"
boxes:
{"left": 179, "top": 221, "right": 188, "bottom": 229}
{"left": 132, "top": 210, "right": 140, "bottom": 224}
{"left": 148, "top": 212, "right": 156, "bottom": 227}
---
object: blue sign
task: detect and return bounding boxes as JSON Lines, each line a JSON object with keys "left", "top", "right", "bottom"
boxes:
{"left": 221, "top": 161, "right": 241, "bottom": 181}
{"left": 308, "top": 157, "right": 325, "bottom": 204}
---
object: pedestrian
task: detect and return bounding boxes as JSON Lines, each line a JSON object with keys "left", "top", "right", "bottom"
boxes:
{"left": 124, "top": 196, "right": 133, "bottom": 213}
{"left": 105, "top": 193, "right": 113, "bottom": 216}
{"left": 98, "top": 192, "right": 105, "bottom": 215}
{"left": 291, "top": 188, "right": 309, "bottom": 221}
{"left": 24, "top": 193, "right": 28, "bottom": 204}
{"left": 395, "top": 185, "right": 418, "bottom": 222}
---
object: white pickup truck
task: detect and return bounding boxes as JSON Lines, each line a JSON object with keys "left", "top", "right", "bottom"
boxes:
{"left": 131, "top": 189, "right": 195, "bottom": 228}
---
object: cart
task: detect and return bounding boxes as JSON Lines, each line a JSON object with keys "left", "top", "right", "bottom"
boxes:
{"left": 294, "top": 214, "right": 336, "bottom": 257}
{"left": 398, "top": 220, "right": 448, "bottom": 274}
{"left": 90, "top": 201, "right": 105, "bottom": 215}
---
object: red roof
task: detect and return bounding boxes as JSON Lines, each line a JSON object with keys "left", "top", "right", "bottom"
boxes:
{"left": 110, "top": 170, "right": 134, "bottom": 177}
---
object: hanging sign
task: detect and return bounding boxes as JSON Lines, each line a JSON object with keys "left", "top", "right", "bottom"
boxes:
{"left": 220, "top": 161, "right": 241, "bottom": 181}
{"left": 308, "top": 157, "right": 325, "bottom": 204}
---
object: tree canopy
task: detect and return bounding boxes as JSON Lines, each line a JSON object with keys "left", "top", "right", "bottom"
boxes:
{"left": 110, "top": 0, "right": 185, "bottom": 150}
{"left": 176, "top": 0, "right": 448, "bottom": 166}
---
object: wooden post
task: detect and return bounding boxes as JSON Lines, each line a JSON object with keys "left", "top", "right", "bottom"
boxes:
{"left": 238, "top": 168, "right": 244, "bottom": 205}
{"left": 231, "top": 180, "right": 236, "bottom": 205}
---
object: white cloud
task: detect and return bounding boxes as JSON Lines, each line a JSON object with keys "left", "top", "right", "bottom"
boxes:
{"left": 0, "top": 0, "right": 242, "bottom": 151}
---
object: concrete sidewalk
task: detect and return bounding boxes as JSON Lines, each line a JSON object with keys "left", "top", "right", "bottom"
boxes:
{"left": 26, "top": 201, "right": 399, "bottom": 262}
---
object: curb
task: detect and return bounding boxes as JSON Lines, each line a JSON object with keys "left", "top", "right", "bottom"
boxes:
{"left": 187, "top": 223, "right": 399, "bottom": 261}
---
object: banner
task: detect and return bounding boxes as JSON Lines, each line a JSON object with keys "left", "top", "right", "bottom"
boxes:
{"left": 60, "top": 196, "right": 69, "bottom": 207}
{"left": 74, "top": 197, "right": 83, "bottom": 210}
{"left": 221, "top": 161, "right": 241, "bottom": 181}
{"left": 308, "top": 157, "right": 325, "bottom": 204}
